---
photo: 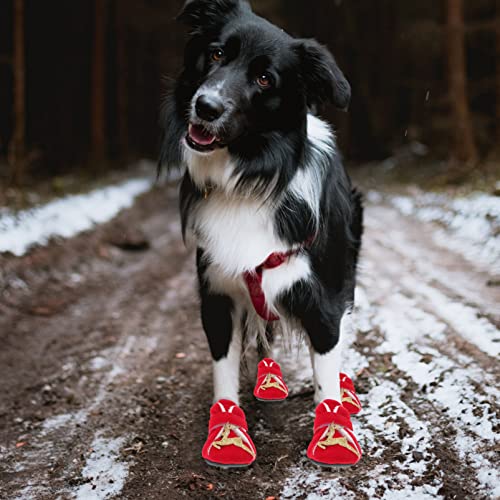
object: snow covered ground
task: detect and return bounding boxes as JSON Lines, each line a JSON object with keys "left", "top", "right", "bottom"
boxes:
{"left": 0, "top": 176, "right": 154, "bottom": 256}
{"left": 386, "top": 190, "right": 500, "bottom": 274}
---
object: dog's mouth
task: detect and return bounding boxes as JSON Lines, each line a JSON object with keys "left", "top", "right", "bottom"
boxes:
{"left": 186, "top": 124, "right": 222, "bottom": 152}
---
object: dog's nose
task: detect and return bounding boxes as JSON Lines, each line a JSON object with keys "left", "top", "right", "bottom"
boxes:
{"left": 195, "top": 95, "right": 225, "bottom": 122}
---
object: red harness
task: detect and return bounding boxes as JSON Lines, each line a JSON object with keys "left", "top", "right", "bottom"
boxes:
{"left": 243, "top": 245, "right": 305, "bottom": 322}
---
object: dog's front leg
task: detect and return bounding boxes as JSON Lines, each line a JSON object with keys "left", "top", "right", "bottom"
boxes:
{"left": 306, "top": 308, "right": 356, "bottom": 404}
{"left": 198, "top": 252, "right": 257, "bottom": 467}
{"left": 199, "top": 300, "right": 256, "bottom": 467}
{"left": 304, "top": 312, "right": 343, "bottom": 405}
{"left": 284, "top": 287, "right": 361, "bottom": 465}
{"left": 200, "top": 291, "right": 241, "bottom": 404}
{"left": 281, "top": 284, "right": 344, "bottom": 404}
{"left": 198, "top": 251, "right": 241, "bottom": 404}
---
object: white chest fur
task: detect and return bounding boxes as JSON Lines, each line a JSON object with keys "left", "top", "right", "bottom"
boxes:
{"left": 194, "top": 193, "right": 288, "bottom": 276}
{"left": 190, "top": 193, "right": 312, "bottom": 313}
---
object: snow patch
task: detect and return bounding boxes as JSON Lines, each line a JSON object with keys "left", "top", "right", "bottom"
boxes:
{"left": 281, "top": 466, "right": 356, "bottom": 499}
{"left": 41, "top": 412, "right": 81, "bottom": 432}
{"left": 0, "top": 177, "right": 153, "bottom": 256}
{"left": 378, "top": 485, "right": 444, "bottom": 499}
{"left": 73, "top": 434, "right": 128, "bottom": 500}
{"left": 366, "top": 287, "right": 500, "bottom": 495}
{"left": 389, "top": 191, "right": 500, "bottom": 274}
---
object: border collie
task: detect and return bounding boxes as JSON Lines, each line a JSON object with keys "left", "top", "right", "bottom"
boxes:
{"left": 160, "top": 0, "right": 364, "bottom": 468}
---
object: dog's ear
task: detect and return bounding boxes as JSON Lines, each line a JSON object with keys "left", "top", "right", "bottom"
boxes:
{"left": 294, "top": 39, "right": 351, "bottom": 111}
{"left": 177, "top": 0, "right": 249, "bottom": 34}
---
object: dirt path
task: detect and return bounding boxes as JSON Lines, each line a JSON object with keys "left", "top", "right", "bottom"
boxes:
{"left": 0, "top": 184, "right": 498, "bottom": 499}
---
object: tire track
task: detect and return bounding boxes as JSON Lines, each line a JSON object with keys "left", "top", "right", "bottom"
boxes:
{"left": 364, "top": 206, "right": 500, "bottom": 364}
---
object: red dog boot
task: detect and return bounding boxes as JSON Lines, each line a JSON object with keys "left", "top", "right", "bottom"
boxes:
{"left": 307, "top": 399, "right": 362, "bottom": 467}
{"left": 202, "top": 399, "right": 257, "bottom": 468}
{"left": 253, "top": 358, "right": 289, "bottom": 402}
{"left": 340, "top": 373, "right": 362, "bottom": 415}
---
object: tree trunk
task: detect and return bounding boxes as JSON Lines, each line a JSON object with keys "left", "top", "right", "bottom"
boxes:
{"left": 116, "top": 0, "right": 128, "bottom": 158}
{"left": 9, "top": 0, "right": 26, "bottom": 185}
{"left": 496, "top": 0, "right": 500, "bottom": 148}
{"left": 446, "top": 0, "right": 478, "bottom": 165}
{"left": 91, "top": 0, "right": 107, "bottom": 161}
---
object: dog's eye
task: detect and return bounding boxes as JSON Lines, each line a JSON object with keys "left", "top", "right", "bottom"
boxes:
{"left": 211, "top": 49, "right": 224, "bottom": 62}
{"left": 256, "top": 73, "right": 272, "bottom": 89}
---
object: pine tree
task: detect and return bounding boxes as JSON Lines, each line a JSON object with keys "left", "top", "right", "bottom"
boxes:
{"left": 9, "top": 0, "right": 26, "bottom": 184}
{"left": 446, "top": 0, "right": 478, "bottom": 164}
{"left": 91, "top": 0, "right": 108, "bottom": 161}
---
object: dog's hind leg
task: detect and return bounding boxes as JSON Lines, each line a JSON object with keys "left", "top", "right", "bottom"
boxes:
{"left": 256, "top": 322, "right": 274, "bottom": 360}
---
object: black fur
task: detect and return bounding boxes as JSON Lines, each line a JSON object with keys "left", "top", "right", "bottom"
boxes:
{"left": 160, "top": 0, "right": 363, "bottom": 373}
{"left": 197, "top": 248, "right": 235, "bottom": 361}
{"left": 294, "top": 39, "right": 351, "bottom": 111}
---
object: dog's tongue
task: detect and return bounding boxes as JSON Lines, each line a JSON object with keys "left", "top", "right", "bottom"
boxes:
{"left": 189, "top": 124, "right": 216, "bottom": 146}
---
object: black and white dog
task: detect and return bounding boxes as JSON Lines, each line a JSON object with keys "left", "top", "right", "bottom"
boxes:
{"left": 160, "top": 0, "right": 363, "bottom": 466}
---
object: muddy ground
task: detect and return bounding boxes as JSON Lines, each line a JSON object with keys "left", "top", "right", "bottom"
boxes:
{"left": 0, "top": 182, "right": 498, "bottom": 499}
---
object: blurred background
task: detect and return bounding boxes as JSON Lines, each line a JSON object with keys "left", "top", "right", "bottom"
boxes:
{"left": 0, "top": 0, "right": 499, "bottom": 197}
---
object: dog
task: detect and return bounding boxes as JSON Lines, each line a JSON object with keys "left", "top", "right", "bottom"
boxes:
{"left": 160, "top": 0, "right": 364, "bottom": 468}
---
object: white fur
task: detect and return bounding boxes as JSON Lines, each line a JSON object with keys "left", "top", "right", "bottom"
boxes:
{"left": 289, "top": 115, "right": 335, "bottom": 226}
{"left": 195, "top": 191, "right": 312, "bottom": 322}
{"left": 194, "top": 192, "right": 288, "bottom": 276}
{"left": 213, "top": 311, "right": 242, "bottom": 404}
{"left": 261, "top": 254, "right": 311, "bottom": 313}
{"left": 312, "top": 343, "right": 342, "bottom": 403}
{"left": 183, "top": 147, "right": 237, "bottom": 191}
{"left": 307, "top": 114, "right": 335, "bottom": 152}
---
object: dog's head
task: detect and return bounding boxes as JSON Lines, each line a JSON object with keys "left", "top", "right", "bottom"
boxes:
{"left": 170, "top": 0, "right": 350, "bottom": 156}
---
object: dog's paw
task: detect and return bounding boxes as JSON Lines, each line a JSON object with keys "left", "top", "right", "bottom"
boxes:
{"left": 202, "top": 399, "right": 257, "bottom": 468}
{"left": 340, "top": 373, "right": 362, "bottom": 415}
{"left": 253, "top": 358, "right": 288, "bottom": 402}
{"left": 307, "top": 399, "right": 362, "bottom": 467}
